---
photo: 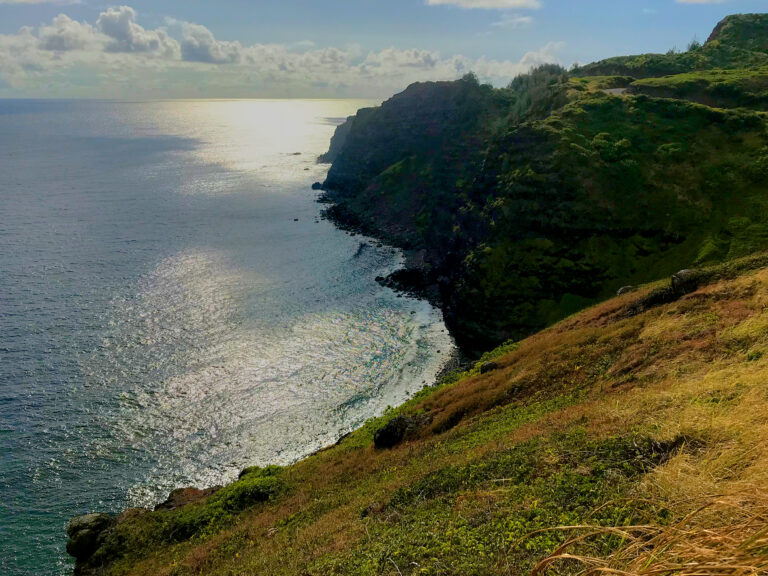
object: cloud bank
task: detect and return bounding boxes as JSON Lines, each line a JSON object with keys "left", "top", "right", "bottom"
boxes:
{"left": 0, "top": 5, "right": 564, "bottom": 98}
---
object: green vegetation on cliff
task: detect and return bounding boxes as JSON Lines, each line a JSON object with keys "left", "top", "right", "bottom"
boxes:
{"left": 322, "top": 14, "right": 768, "bottom": 353}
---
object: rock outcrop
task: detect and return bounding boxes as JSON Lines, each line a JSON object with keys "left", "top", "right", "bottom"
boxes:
{"left": 66, "top": 513, "right": 115, "bottom": 563}
{"left": 374, "top": 415, "right": 416, "bottom": 449}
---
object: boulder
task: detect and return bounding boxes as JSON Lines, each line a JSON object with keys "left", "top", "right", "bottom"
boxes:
{"left": 480, "top": 361, "right": 498, "bottom": 374}
{"left": 66, "top": 513, "right": 114, "bottom": 561}
{"left": 671, "top": 269, "right": 701, "bottom": 296}
{"left": 311, "top": 182, "right": 323, "bottom": 190}
{"left": 374, "top": 415, "right": 414, "bottom": 449}
{"left": 617, "top": 285, "right": 636, "bottom": 296}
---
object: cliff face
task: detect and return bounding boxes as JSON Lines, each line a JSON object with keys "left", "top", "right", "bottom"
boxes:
{"left": 317, "top": 114, "right": 356, "bottom": 164}
{"left": 320, "top": 17, "right": 768, "bottom": 353}
{"left": 321, "top": 76, "right": 509, "bottom": 256}
{"left": 707, "top": 13, "right": 768, "bottom": 53}
{"left": 323, "top": 77, "right": 505, "bottom": 196}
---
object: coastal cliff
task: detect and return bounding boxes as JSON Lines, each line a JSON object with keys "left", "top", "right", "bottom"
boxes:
{"left": 321, "top": 13, "right": 768, "bottom": 353}
{"left": 67, "top": 14, "right": 768, "bottom": 576}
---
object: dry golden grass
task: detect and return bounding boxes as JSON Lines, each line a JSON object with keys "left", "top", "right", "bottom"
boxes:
{"left": 534, "top": 493, "right": 768, "bottom": 576}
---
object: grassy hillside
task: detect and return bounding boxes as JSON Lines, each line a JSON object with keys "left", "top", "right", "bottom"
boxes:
{"left": 708, "top": 13, "right": 768, "bottom": 53}
{"left": 628, "top": 67, "right": 768, "bottom": 109}
{"left": 70, "top": 253, "right": 768, "bottom": 575}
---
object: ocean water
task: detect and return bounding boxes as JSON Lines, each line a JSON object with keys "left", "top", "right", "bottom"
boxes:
{"left": 0, "top": 99, "right": 454, "bottom": 575}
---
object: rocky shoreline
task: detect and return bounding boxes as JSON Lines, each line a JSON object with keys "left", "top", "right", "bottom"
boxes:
{"left": 318, "top": 189, "right": 443, "bottom": 307}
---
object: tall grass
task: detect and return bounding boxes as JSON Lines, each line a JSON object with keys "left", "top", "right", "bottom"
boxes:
{"left": 533, "top": 493, "right": 768, "bottom": 576}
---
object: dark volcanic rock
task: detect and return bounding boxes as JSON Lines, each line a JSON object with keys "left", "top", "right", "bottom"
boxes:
{"left": 66, "top": 513, "right": 114, "bottom": 561}
{"left": 671, "top": 269, "right": 701, "bottom": 296}
{"left": 374, "top": 415, "right": 415, "bottom": 449}
{"left": 625, "top": 269, "right": 705, "bottom": 317}
{"left": 480, "top": 361, "right": 498, "bottom": 374}
{"left": 311, "top": 181, "right": 323, "bottom": 190}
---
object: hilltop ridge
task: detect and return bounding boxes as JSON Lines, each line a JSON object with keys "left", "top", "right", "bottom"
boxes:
{"left": 708, "top": 13, "right": 768, "bottom": 52}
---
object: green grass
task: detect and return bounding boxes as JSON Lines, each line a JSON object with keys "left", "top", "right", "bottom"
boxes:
{"left": 312, "top": 432, "right": 673, "bottom": 576}
{"left": 629, "top": 66, "right": 768, "bottom": 109}
{"left": 450, "top": 91, "right": 768, "bottom": 348}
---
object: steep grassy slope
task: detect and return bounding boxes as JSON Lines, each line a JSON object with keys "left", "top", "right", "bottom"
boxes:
{"left": 708, "top": 13, "right": 768, "bottom": 53}
{"left": 70, "top": 254, "right": 768, "bottom": 576}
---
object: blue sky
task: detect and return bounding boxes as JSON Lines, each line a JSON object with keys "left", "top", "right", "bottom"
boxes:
{"left": 0, "top": 0, "right": 766, "bottom": 98}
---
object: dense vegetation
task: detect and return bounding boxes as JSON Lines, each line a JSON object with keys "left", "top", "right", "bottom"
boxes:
{"left": 322, "top": 13, "right": 768, "bottom": 353}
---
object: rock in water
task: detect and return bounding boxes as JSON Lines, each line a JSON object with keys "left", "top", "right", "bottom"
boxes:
{"left": 374, "top": 415, "right": 414, "bottom": 449}
{"left": 66, "top": 513, "right": 114, "bottom": 561}
{"left": 311, "top": 181, "right": 323, "bottom": 190}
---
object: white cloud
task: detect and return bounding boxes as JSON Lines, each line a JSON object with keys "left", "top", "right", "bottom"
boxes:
{"left": 181, "top": 23, "right": 241, "bottom": 63}
{"left": 0, "top": 5, "right": 565, "bottom": 98}
{"left": 427, "top": 0, "right": 541, "bottom": 9}
{"left": 39, "top": 14, "right": 96, "bottom": 51}
{"left": 97, "top": 6, "right": 179, "bottom": 57}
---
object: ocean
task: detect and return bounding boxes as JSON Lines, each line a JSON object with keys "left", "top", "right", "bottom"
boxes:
{"left": 0, "top": 99, "right": 454, "bottom": 575}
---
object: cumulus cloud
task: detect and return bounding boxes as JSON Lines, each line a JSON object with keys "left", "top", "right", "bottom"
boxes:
{"left": 97, "top": 6, "right": 179, "bottom": 57}
{"left": 181, "top": 23, "right": 241, "bottom": 63}
{"left": 427, "top": 0, "right": 541, "bottom": 9}
{"left": 0, "top": 5, "right": 565, "bottom": 98}
{"left": 38, "top": 14, "right": 95, "bottom": 51}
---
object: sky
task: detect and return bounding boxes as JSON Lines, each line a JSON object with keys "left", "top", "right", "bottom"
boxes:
{"left": 0, "top": 0, "right": 766, "bottom": 99}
